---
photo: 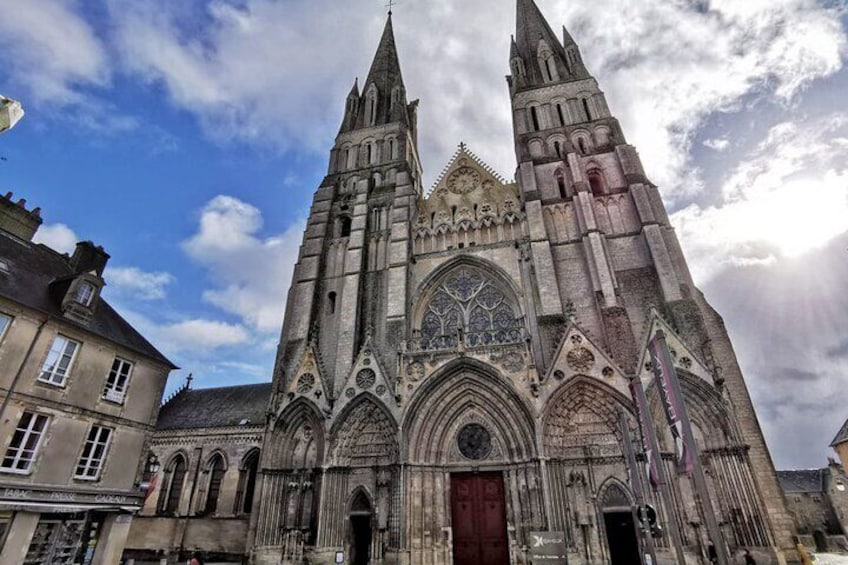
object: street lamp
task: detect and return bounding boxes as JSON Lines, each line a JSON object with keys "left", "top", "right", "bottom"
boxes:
{"left": 0, "top": 95, "right": 25, "bottom": 134}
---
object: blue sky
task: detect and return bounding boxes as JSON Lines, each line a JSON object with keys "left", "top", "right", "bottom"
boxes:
{"left": 1, "top": 0, "right": 847, "bottom": 468}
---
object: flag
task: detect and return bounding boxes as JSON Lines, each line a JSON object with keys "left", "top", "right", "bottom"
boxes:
{"left": 649, "top": 334, "right": 694, "bottom": 474}
{"left": 629, "top": 377, "right": 661, "bottom": 488}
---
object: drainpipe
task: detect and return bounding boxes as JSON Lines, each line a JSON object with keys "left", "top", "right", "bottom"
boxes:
{"left": 0, "top": 317, "right": 49, "bottom": 424}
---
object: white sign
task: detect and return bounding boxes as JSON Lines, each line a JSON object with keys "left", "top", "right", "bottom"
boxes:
{"left": 335, "top": 551, "right": 344, "bottom": 563}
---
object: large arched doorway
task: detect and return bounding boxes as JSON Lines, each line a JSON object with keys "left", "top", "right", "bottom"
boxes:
{"left": 403, "top": 361, "right": 539, "bottom": 565}
{"left": 349, "top": 490, "right": 373, "bottom": 565}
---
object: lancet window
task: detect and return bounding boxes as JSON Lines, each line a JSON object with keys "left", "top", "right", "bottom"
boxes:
{"left": 419, "top": 267, "right": 522, "bottom": 350}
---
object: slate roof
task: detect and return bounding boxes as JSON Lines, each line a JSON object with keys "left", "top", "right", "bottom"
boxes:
{"left": 777, "top": 469, "right": 825, "bottom": 493}
{"left": 0, "top": 230, "right": 175, "bottom": 367}
{"left": 831, "top": 418, "right": 848, "bottom": 447}
{"left": 156, "top": 383, "right": 273, "bottom": 431}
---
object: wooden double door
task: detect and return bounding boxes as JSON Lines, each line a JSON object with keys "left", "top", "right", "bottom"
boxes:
{"left": 450, "top": 473, "right": 509, "bottom": 565}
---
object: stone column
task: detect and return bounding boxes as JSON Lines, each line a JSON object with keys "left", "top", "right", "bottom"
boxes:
{"left": 0, "top": 511, "right": 39, "bottom": 564}
{"left": 91, "top": 513, "right": 133, "bottom": 565}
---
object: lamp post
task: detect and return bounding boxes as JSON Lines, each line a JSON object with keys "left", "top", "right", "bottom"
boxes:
{"left": 0, "top": 95, "right": 25, "bottom": 134}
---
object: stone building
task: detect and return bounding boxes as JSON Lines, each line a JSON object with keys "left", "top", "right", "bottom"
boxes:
{"left": 0, "top": 192, "right": 175, "bottom": 564}
{"left": 123, "top": 382, "right": 270, "bottom": 563}
{"left": 249, "top": 2, "right": 798, "bottom": 564}
{"left": 832, "top": 418, "right": 848, "bottom": 471}
{"left": 778, "top": 461, "right": 848, "bottom": 553}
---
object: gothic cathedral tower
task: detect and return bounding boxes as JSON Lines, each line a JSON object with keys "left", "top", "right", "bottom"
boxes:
{"left": 253, "top": 2, "right": 797, "bottom": 564}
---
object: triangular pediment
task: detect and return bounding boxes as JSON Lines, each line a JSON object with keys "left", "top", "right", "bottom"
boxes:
{"left": 334, "top": 336, "right": 399, "bottom": 420}
{"left": 278, "top": 344, "right": 331, "bottom": 416}
{"left": 416, "top": 144, "right": 521, "bottom": 231}
{"left": 636, "top": 310, "right": 714, "bottom": 387}
{"left": 539, "top": 322, "right": 630, "bottom": 403}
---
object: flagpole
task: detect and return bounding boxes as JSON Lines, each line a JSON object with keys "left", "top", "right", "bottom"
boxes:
{"left": 618, "top": 407, "right": 658, "bottom": 565}
{"left": 651, "top": 329, "right": 730, "bottom": 565}
{"left": 629, "top": 374, "right": 688, "bottom": 564}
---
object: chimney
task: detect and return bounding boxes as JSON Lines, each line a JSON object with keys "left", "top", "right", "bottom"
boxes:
{"left": 0, "top": 192, "right": 43, "bottom": 241}
{"left": 70, "top": 241, "right": 110, "bottom": 277}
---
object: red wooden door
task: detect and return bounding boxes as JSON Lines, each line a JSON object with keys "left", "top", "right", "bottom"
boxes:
{"left": 450, "top": 473, "right": 508, "bottom": 565}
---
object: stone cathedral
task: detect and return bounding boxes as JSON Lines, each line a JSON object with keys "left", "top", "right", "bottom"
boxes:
{"left": 243, "top": 2, "right": 797, "bottom": 564}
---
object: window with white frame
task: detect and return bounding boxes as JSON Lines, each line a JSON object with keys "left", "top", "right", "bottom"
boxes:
{"left": 75, "top": 282, "right": 96, "bottom": 306}
{"left": 0, "top": 313, "right": 11, "bottom": 340}
{"left": 74, "top": 425, "right": 112, "bottom": 480}
{"left": 102, "top": 357, "right": 133, "bottom": 404}
{"left": 38, "top": 335, "right": 80, "bottom": 386}
{"left": 1, "top": 411, "right": 49, "bottom": 473}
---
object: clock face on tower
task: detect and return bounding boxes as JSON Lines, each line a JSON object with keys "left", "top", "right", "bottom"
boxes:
{"left": 447, "top": 167, "right": 481, "bottom": 195}
{"left": 457, "top": 423, "right": 492, "bottom": 460}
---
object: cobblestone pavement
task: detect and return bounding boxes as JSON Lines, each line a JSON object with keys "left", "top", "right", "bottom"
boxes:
{"left": 813, "top": 554, "right": 848, "bottom": 564}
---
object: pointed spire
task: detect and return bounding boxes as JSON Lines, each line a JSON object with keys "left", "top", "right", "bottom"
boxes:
{"left": 348, "top": 77, "right": 360, "bottom": 98}
{"left": 562, "top": 25, "right": 576, "bottom": 47}
{"left": 364, "top": 13, "right": 404, "bottom": 97}
{"left": 514, "top": 0, "right": 587, "bottom": 87}
{"left": 353, "top": 13, "right": 409, "bottom": 129}
{"left": 510, "top": 35, "right": 521, "bottom": 61}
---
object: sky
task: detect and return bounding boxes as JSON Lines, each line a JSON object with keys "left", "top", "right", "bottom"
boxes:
{"left": 0, "top": 0, "right": 846, "bottom": 469}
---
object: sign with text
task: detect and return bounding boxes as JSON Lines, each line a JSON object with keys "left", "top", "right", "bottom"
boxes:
{"left": 529, "top": 531, "right": 568, "bottom": 563}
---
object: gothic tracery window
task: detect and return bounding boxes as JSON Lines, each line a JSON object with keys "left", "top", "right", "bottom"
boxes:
{"left": 419, "top": 268, "right": 521, "bottom": 349}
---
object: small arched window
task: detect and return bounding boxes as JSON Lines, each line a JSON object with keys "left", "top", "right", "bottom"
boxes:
{"left": 204, "top": 454, "right": 226, "bottom": 515}
{"left": 556, "top": 174, "right": 567, "bottom": 199}
{"left": 339, "top": 216, "right": 352, "bottom": 238}
{"left": 588, "top": 169, "right": 606, "bottom": 197}
{"left": 553, "top": 141, "right": 563, "bottom": 158}
{"left": 159, "top": 454, "right": 187, "bottom": 516}
{"left": 234, "top": 449, "right": 260, "bottom": 515}
{"left": 530, "top": 106, "right": 540, "bottom": 131}
{"left": 328, "top": 292, "right": 337, "bottom": 314}
{"left": 578, "top": 138, "right": 588, "bottom": 155}
{"left": 388, "top": 139, "right": 395, "bottom": 160}
{"left": 556, "top": 103, "right": 566, "bottom": 126}
{"left": 582, "top": 98, "right": 592, "bottom": 121}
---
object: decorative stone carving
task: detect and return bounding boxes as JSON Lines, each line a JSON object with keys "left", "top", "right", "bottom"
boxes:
{"left": 406, "top": 361, "right": 425, "bottom": 382}
{"left": 345, "top": 387, "right": 356, "bottom": 398}
{"left": 447, "top": 166, "right": 481, "bottom": 195}
{"left": 602, "top": 366, "right": 614, "bottom": 378}
{"left": 356, "top": 369, "right": 376, "bottom": 390}
{"left": 566, "top": 347, "right": 595, "bottom": 371}
{"left": 296, "top": 373, "right": 315, "bottom": 394}
{"left": 376, "top": 384, "right": 387, "bottom": 396}
{"left": 457, "top": 423, "right": 492, "bottom": 460}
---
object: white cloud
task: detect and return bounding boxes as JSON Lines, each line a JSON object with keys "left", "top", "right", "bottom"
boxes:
{"left": 673, "top": 113, "right": 848, "bottom": 281}
{"left": 106, "top": 266, "right": 175, "bottom": 300}
{"left": 0, "top": 0, "right": 109, "bottom": 104}
{"left": 105, "top": 0, "right": 846, "bottom": 194}
{"left": 33, "top": 223, "right": 78, "bottom": 254}
{"left": 183, "top": 195, "right": 304, "bottom": 333}
{"left": 703, "top": 138, "right": 730, "bottom": 151}
{"left": 159, "top": 319, "right": 250, "bottom": 351}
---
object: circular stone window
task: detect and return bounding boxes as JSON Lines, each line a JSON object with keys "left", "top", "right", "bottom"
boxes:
{"left": 296, "top": 373, "right": 315, "bottom": 394}
{"left": 356, "top": 368, "right": 376, "bottom": 389}
{"left": 457, "top": 423, "right": 492, "bottom": 460}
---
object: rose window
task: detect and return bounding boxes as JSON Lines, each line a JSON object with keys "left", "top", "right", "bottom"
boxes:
{"left": 419, "top": 268, "right": 522, "bottom": 350}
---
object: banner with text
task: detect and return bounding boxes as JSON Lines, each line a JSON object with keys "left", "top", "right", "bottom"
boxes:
{"left": 649, "top": 335, "right": 694, "bottom": 474}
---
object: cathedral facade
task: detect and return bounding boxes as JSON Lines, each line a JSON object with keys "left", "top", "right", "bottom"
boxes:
{"left": 251, "top": 1, "right": 797, "bottom": 564}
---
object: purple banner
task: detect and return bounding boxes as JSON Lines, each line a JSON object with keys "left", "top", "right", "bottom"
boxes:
{"left": 628, "top": 377, "right": 661, "bottom": 488}
{"left": 649, "top": 336, "right": 694, "bottom": 474}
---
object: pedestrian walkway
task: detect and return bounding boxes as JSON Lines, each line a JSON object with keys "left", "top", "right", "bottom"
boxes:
{"left": 813, "top": 554, "right": 848, "bottom": 564}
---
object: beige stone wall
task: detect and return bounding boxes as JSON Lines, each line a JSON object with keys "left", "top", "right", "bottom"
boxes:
{"left": 0, "top": 296, "right": 170, "bottom": 493}
{"left": 125, "top": 427, "right": 261, "bottom": 560}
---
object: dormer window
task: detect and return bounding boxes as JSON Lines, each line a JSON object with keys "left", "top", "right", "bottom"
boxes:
{"left": 76, "top": 281, "right": 96, "bottom": 306}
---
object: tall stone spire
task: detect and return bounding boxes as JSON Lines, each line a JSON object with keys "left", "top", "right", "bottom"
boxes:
{"left": 513, "top": 0, "right": 588, "bottom": 88}
{"left": 357, "top": 13, "right": 409, "bottom": 128}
